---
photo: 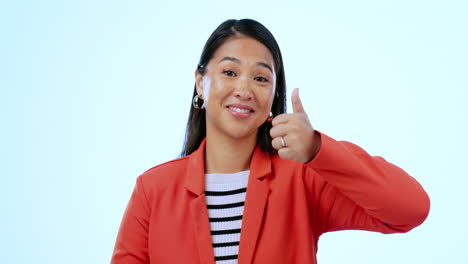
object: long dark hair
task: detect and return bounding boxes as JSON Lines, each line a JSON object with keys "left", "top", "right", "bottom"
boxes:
{"left": 181, "top": 19, "right": 287, "bottom": 157}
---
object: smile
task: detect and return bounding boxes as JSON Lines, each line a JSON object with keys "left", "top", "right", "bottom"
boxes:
{"left": 226, "top": 104, "right": 254, "bottom": 119}
{"left": 228, "top": 106, "right": 251, "bottom": 113}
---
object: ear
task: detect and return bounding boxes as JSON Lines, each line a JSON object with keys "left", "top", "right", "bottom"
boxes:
{"left": 195, "top": 69, "right": 204, "bottom": 99}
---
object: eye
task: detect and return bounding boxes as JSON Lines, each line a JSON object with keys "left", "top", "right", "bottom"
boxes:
{"left": 254, "top": 76, "right": 269, "bottom": 83}
{"left": 223, "top": 70, "right": 237, "bottom": 77}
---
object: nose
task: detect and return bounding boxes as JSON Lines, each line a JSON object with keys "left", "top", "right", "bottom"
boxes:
{"left": 234, "top": 77, "right": 253, "bottom": 100}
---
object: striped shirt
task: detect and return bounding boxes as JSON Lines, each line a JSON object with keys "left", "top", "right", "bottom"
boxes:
{"left": 205, "top": 170, "right": 249, "bottom": 264}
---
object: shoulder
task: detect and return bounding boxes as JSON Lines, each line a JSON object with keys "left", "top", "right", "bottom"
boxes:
{"left": 143, "top": 156, "right": 190, "bottom": 175}
{"left": 137, "top": 156, "right": 190, "bottom": 188}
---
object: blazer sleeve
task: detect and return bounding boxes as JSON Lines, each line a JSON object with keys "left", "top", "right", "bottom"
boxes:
{"left": 111, "top": 175, "right": 151, "bottom": 264}
{"left": 303, "top": 131, "right": 430, "bottom": 236}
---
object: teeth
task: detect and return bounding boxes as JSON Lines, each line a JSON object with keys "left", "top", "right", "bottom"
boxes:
{"left": 229, "top": 106, "right": 251, "bottom": 113}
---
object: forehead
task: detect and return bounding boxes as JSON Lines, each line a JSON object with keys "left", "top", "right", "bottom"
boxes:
{"left": 211, "top": 35, "right": 274, "bottom": 68}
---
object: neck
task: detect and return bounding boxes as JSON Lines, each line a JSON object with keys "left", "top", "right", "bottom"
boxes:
{"left": 205, "top": 130, "right": 257, "bottom": 174}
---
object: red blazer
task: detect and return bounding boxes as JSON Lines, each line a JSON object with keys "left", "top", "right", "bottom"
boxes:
{"left": 111, "top": 132, "right": 430, "bottom": 264}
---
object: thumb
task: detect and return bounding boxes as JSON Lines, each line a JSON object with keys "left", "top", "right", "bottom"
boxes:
{"left": 292, "top": 88, "right": 305, "bottom": 113}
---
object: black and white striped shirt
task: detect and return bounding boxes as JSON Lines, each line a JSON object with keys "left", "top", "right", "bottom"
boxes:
{"left": 205, "top": 170, "right": 249, "bottom": 264}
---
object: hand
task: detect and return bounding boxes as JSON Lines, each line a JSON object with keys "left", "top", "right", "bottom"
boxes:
{"left": 270, "top": 88, "right": 320, "bottom": 163}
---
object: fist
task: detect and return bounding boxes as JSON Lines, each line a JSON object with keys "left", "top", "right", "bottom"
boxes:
{"left": 270, "top": 88, "right": 320, "bottom": 163}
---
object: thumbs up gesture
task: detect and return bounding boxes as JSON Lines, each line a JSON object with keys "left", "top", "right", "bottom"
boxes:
{"left": 270, "top": 88, "right": 321, "bottom": 163}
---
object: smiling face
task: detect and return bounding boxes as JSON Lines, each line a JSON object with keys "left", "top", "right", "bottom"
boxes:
{"left": 196, "top": 35, "right": 276, "bottom": 142}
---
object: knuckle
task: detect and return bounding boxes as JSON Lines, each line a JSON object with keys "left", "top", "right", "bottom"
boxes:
{"left": 271, "top": 138, "right": 277, "bottom": 147}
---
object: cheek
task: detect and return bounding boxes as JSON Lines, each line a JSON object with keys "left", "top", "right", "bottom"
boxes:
{"left": 257, "top": 87, "right": 275, "bottom": 110}
{"left": 208, "top": 78, "right": 232, "bottom": 101}
{"left": 202, "top": 78, "right": 212, "bottom": 102}
{"left": 270, "top": 80, "right": 277, "bottom": 105}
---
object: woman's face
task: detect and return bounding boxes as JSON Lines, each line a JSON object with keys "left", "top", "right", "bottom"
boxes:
{"left": 196, "top": 35, "right": 276, "bottom": 142}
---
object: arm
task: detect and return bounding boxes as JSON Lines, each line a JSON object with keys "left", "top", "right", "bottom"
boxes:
{"left": 111, "top": 175, "right": 150, "bottom": 264}
{"left": 304, "top": 132, "right": 430, "bottom": 235}
{"left": 270, "top": 89, "right": 429, "bottom": 235}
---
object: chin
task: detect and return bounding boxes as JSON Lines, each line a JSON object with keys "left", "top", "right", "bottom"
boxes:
{"left": 207, "top": 114, "right": 264, "bottom": 141}
{"left": 223, "top": 123, "right": 260, "bottom": 140}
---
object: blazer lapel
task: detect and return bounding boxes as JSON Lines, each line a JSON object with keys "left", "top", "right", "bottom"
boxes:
{"left": 237, "top": 146, "right": 272, "bottom": 264}
{"left": 190, "top": 194, "right": 215, "bottom": 264}
{"left": 184, "top": 141, "right": 273, "bottom": 264}
{"left": 185, "top": 139, "right": 216, "bottom": 264}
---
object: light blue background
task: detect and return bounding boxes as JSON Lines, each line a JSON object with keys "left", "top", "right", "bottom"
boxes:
{"left": 1, "top": 0, "right": 467, "bottom": 263}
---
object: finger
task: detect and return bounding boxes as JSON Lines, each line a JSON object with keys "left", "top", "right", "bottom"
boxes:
{"left": 270, "top": 123, "right": 289, "bottom": 138}
{"left": 292, "top": 88, "right": 305, "bottom": 113}
{"left": 271, "top": 136, "right": 285, "bottom": 150}
{"left": 271, "top": 113, "right": 291, "bottom": 126}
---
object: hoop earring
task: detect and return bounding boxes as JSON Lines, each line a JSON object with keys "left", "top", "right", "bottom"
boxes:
{"left": 192, "top": 95, "right": 206, "bottom": 109}
{"left": 267, "top": 112, "right": 273, "bottom": 122}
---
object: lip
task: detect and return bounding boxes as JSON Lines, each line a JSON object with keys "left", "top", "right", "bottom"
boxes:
{"left": 226, "top": 104, "right": 255, "bottom": 119}
{"left": 226, "top": 104, "right": 254, "bottom": 111}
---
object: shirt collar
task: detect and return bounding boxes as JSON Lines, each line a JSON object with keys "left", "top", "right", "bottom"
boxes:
{"left": 184, "top": 138, "right": 272, "bottom": 196}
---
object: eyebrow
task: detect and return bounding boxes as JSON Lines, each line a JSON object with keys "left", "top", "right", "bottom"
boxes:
{"left": 218, "top": 56, "right": 273, "bottom": 74}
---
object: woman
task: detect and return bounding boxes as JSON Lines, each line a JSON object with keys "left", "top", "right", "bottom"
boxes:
{"left": 111, "top": 19, "right": 430, "bottom": 264}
